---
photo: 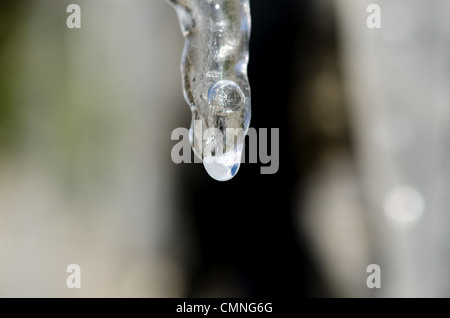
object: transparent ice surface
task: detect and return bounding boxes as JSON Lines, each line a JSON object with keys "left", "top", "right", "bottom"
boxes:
{"left": 168, "top": 0, "right": 251, "bottom": 181}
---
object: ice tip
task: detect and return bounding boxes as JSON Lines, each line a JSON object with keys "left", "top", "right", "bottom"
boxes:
{"left": 202, "top": 151, "right": 242, "bottom": 182}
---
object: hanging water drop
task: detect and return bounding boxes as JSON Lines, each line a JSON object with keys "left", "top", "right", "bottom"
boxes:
{"left": 203, "top": 151, "right": 241, "bottom": 181}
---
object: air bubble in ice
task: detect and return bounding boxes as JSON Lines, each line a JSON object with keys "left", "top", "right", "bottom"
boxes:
{"left": 208, "top": 80, "right": 245, "bottom": 115}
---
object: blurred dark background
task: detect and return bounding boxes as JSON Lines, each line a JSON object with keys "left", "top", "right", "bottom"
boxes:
{"left": 180, "top": 0, "right": 345, "bottom": 297}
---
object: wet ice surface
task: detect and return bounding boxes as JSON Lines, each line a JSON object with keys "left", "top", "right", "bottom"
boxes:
{"left": 203, "top": 150, "right": 241, "bottom": 181}
{"left": 169, "top": 0, "right": 251, "bottom": 181}
{"left": 208, "top": 80, "right": 245, "bottom": 115}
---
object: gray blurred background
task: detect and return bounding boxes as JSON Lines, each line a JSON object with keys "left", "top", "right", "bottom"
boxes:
{"left": 0, "top": 0, "right": 449, "bottom": 297}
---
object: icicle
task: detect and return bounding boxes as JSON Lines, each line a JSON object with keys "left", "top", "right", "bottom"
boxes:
{"left": 169, "top": 0, "right": 252, "bottom": 181}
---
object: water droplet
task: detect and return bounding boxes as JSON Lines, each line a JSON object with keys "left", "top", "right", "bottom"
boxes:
{"left": 203, "top": 150, "right": 241, "bottom": 181}
{"left": 208, "top": 80, "right": 245, "bottom": 115}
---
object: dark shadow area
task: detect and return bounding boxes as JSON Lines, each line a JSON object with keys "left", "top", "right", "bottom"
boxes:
{"left": 179, "top": 0, "right": 351, "bottom": 297}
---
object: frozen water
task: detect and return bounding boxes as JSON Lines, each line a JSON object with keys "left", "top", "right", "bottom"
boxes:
{"left": 203, "top": 150, "right": 241, "bottom": 181}
{"left": 208, "top": 80, "right": 245, "bottom": 115}
{"left": 168, "top": 0, "right": 251, "bottom": 181}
